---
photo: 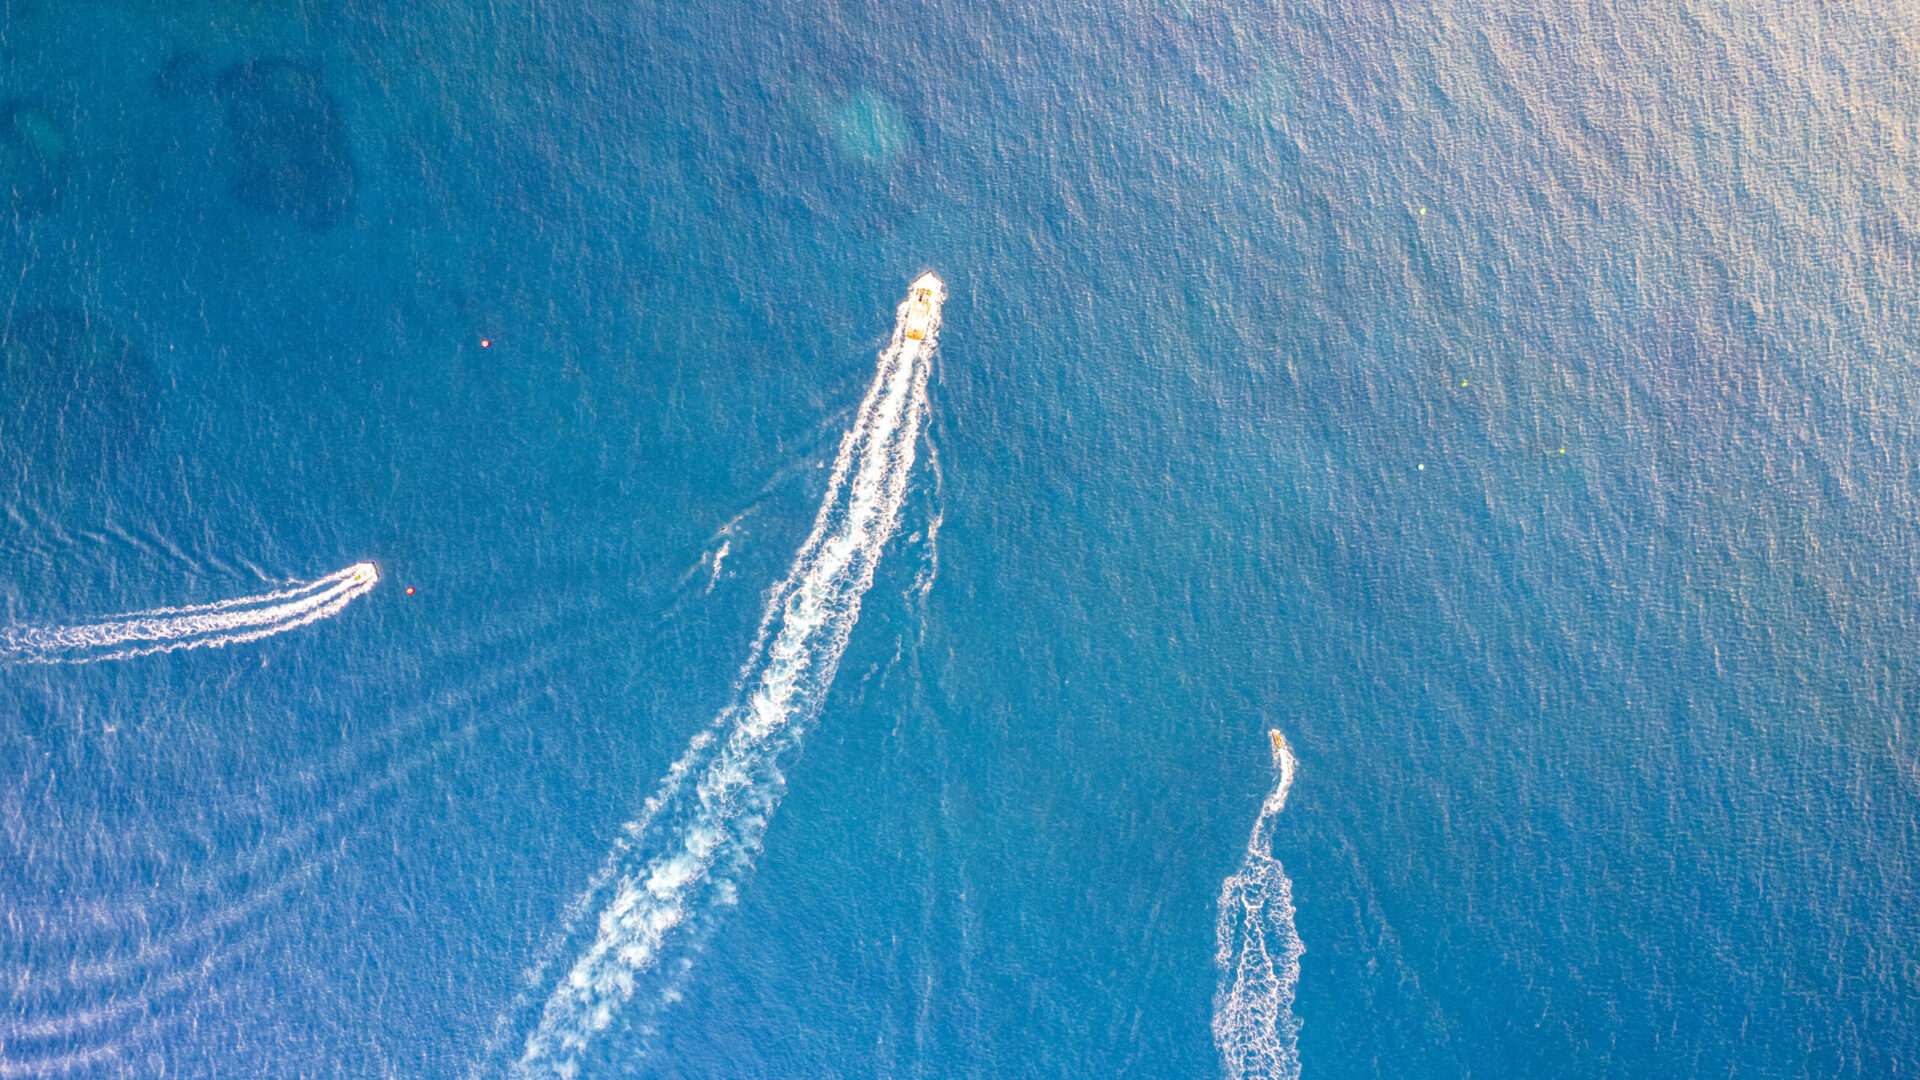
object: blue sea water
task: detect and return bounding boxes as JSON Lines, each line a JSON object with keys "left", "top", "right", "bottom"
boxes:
{"left": 3, "top": 0, "right": 1919, "bottom": 1076}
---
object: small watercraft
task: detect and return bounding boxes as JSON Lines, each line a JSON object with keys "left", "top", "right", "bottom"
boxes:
{"left": 903, "top": 272, "right": 943, "bottom": 341}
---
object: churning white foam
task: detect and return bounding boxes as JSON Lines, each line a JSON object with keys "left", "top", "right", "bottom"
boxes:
{"left": 1213, "top": 735, "right": 1304, "bottom": 1080}
{"left": 512, "top": 277, "right": 940, "bottom": 1078}
{"left": 0, "top": 562, "right": 380, "bottom": 664}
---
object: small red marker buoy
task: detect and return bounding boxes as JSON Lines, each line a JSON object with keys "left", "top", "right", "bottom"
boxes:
{"left": 480, "top": 339, "right": 492, "bottom": 348}
{"left": 405, "top": 587, "right": 415, "bottom": 595}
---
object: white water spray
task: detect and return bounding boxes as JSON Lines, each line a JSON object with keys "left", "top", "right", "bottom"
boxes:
{"left": 1213, "top": 731, "right": 1304, "bottom": 1080}
{"left": 513, "top": 274, "right": 943, "bottom": 1078}
{"left": 0, "top": 562, "right": 379, "bottom": 664}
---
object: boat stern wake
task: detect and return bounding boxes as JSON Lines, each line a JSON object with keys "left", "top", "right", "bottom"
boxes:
{"left": 0, "top": 562, "right": 381, "bottom": 664}
{"left": 507, "top": 274, "right": 940, "bottom": 1078}
{"left": 1213, "top": 733, "right": 1304, "bottom": 1080}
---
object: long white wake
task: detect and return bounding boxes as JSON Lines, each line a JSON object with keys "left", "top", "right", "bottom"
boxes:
{"left": 514, "top": 274, "right": 942, "bottom": 1078}
{"left": 1214, "top": 732, "right": 1304, "bottom": 1080}
{"left": 0, "top": 562, "right": 380, "bottom": 664}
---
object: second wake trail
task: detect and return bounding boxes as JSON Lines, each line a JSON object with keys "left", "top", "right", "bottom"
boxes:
{"left": 1214, "top": 731, "right": 1305, "bottom": 1080}
{"left": 0, "top": 562, "right": 380, "bottom": 664}
{"left": 513, "top": 273, "right": 946, "bottom": 1077}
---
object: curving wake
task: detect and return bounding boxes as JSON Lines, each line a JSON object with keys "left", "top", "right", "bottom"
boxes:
{"left": 513, "top": 273, "right": 944, "bottom": 1078}
{"left": 0, "top": 562, "right": 380, "bottom": 664}
{"left": 1213, "top": 730, "right": 1304, "bottom": 1080}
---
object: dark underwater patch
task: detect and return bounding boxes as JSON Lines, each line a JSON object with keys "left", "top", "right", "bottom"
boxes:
{"left": 0, "top": 100, "right": 72, "bottom": 218}
{"left": 217, "top": 59, "right": 356, "bottom": 231}
{"left": 156, "top": 50, "right": 216, "bottom": 100}
{"left": 0, "top": 306, "right": 159, "bottom": 477}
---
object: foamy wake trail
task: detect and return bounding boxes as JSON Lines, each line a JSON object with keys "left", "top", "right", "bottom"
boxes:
{"left": 1213, "top": 736, "right": 1304, "bottom": 1080}
{"left": 514, "top": 278, "right": 939, "bottom": 1078}
{"left": 0, "top": 562, "right": 380, "bottom": 664}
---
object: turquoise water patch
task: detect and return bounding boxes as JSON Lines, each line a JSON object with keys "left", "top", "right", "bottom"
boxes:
{"left": 1233, "top": 63, "right": 1299, "bottom": 130}
{"left": 827, "top": 89, "right": 908, "bottom": 165}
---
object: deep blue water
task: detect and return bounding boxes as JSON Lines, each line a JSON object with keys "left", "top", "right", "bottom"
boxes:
{"left": 3, "top": 0, "right": 1918, "bottom": 1076}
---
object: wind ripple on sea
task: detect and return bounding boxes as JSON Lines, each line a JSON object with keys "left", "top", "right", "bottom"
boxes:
{"left": 0, "top": 620, "right": 568, "bottom": 1077}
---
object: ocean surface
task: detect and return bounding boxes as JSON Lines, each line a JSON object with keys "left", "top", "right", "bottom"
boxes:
{"left": 3, "top": 0, "right": 1918, "bottom": 1076}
